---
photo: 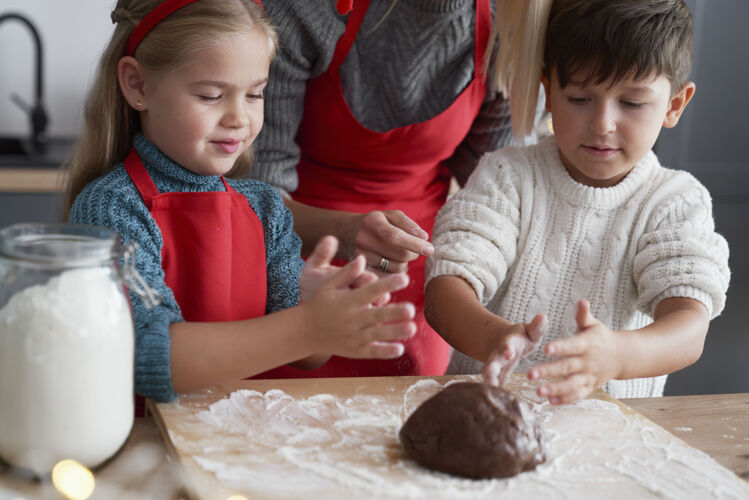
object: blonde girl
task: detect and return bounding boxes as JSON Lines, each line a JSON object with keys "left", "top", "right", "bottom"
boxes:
{"left": 66, "top": 0, "right": 416, "bottom": 408}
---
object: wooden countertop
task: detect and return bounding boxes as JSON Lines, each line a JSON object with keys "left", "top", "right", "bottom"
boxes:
{"left": 622, "top": 393, "right": 749, "bottom": 481}
{"left": 0, "top": 168, "right": 67, "bottom": 193}
{"left": 1, "top": 391, "right": 747, "bottom": 498}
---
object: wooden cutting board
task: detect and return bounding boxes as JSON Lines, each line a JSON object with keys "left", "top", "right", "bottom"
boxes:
{"left": 150, "top": 375, "right": 749, "bottom": 499}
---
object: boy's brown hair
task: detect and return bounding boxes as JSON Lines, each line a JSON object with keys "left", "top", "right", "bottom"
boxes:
{"left": 489, "top": 0, "right": 694, "bottom": 138}
{"left": 543, "top": 0, "right": 694, "bottom": 93}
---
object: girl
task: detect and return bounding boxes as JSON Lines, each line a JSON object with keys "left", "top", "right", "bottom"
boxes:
{"left": 64, "top": 0, "right": 416, "bottom": 405}
{"left": 424, "top": 0, "right": 730, "bottom": 402}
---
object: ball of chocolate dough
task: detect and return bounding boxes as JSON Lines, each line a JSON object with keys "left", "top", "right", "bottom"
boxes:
{"left": 399, "top": 382, "right": 547, "bottom": 479}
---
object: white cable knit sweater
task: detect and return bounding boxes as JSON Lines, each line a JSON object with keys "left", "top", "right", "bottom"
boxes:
{"left": 426, "top": 136, "right": 730, "bottom": 399}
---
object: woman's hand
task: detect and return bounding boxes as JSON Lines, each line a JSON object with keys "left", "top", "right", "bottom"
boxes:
{"left": 482, "top": 314, "right": 547, "bottom": 387}
{"left": 340, "top": 210, "right": 434, "bottom": 274}
{"left": 528, "top": 300, "right": 622, "bottom": 405}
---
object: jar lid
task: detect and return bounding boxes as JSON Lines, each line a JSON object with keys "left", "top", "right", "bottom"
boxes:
{"left": 0, "top": 223, "right": 120, "bottom": 267}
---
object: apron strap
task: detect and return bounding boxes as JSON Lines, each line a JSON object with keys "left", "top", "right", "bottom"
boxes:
{"left": 332, "top": 0, "right": 489, "bottom": 79}
{"left": 220, "top": 176, "right": 232, "bottom": 192}
{"left": 331, "top": 0, "right": 371, "bottom": 67}
{"left": 336, "top": 0, "right": 353, "bottom": 15}
{"left": 124, "top": 148, "right": 160, "bottom": 206}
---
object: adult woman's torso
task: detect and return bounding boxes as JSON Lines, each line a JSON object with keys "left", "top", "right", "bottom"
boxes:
{"left": 255, "top": 0, "right": 492, "bottom": 378}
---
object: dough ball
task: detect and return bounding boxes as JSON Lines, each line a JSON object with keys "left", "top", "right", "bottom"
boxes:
{"left": 399, "top": 382, "right": 547, "bottom": 479}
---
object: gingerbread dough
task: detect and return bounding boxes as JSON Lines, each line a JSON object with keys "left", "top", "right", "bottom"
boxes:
{"left": 399, "top": 382, "right": 547, "bottom": 479}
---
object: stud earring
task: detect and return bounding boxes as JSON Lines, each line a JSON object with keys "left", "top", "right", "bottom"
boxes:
{"left": 135, "top": 100, "right": 143, "bottom": 107}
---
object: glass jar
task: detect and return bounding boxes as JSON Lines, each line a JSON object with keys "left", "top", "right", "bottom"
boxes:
{"left": 0, "top": 223, "right": 159, "bottom": 475}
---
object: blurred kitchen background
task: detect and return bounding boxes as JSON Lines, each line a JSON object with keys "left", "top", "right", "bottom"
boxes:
{"left": 0, "top": 0, "right": 746, "bottom": 395}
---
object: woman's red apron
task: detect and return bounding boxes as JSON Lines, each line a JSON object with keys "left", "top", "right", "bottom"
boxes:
{"left": 124, "top": 148, "right": 268, "bottom": 412}
{"left": 259, "top": 0, "right": 491, "bottom": 378}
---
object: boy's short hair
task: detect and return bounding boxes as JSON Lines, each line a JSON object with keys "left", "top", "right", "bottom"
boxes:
{"left": 543, "top": 0, "right": 693, "bottom": 93}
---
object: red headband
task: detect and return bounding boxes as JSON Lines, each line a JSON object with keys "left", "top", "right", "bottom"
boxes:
{"left": 125, "top": 0, "right": 264, "bottom": 57}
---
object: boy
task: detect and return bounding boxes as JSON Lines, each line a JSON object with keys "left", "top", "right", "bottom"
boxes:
{"left": 424, "top": 0, "right": 730, "bottom": 402}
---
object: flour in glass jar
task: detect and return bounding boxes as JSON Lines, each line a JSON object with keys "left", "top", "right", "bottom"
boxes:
{"left": 0, "top": 267, "right": 134, "bottom": 474}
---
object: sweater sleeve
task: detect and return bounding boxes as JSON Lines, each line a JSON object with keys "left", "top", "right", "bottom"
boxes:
{"left": 633, "top": 174, "right": 730, "bottom": 319}
{"left": 426, "top": 150, "right": 524, "bottom": 304}
{"left": 251, "top": 1, "right": 344, "bottom": 195}
{"left": 230, "top": 179, "right": 304, "bottom": 313}
{"left": 69, "top": 169, "right": 181, "bottom": 402}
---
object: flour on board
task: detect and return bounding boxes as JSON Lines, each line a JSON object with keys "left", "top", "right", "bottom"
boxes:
{"left": 171, "top": 379, "right": 749, "bottom": 499}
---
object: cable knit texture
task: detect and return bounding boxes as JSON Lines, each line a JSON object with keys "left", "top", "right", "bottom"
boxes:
{"left": 426, "top": 136, "right": 730, "bottom": 399}
{"left": 69, "top": 134, "right": 304, "bottom": 402}
{"left": 250, "top": 0, "right": 516, "bottom": 192}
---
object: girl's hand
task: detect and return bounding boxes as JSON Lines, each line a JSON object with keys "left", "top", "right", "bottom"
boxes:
{"left": 304, "top": 255, "right": 416, "bottom": 360}
{"left": 299, "top": 235, "right": 382, "bottom": 304}
{"left": 483, "top": 314, "right": 547, "bottom": 387}
{"left": 528, "top": 300, "right": 622, "bottom": 405}
{"left": 340, "top": 210, "right": 434, "bottom": 274}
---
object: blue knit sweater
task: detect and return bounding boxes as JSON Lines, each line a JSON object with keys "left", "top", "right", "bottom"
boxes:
{"left": 69, "top": 134, "right": 303, "bottom": 402}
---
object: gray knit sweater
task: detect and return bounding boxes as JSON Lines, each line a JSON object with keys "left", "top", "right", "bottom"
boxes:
{"left": 251, "top": 0, "right": 515, "bottom": 192}
{"left": 69, "top": 134, "right": 304, "bottom": 402}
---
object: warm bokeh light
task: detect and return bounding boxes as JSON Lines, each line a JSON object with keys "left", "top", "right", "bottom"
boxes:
{"left": 51, "top": 459, "right": 95, "bottom": 500}
{"left": 226, "top": 496, "right": 248, "bottom": 500}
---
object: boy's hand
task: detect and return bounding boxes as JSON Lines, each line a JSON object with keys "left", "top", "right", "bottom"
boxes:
{"left": 483, "top": 313, "right": 547, "bottom": 387}
{"left": 300, "top": 235, "right": 384, "bottom": 304}
{"left": 528, "top": 300, "right": 622, "bottom": 405}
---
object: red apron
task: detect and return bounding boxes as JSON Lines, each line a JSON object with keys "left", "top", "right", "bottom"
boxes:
{"left": 258, "top": 0, "right": 490, "bottom": 378}
{"left": 125, "top": 148, "right": 267, "bottom": 412}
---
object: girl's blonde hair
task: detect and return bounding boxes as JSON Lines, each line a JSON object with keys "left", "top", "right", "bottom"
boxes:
{"left": 63, "top": 0, "right": 277, "bottom": 219}
{"left": 485, "top": 0, "right": 553, "bottom": 140}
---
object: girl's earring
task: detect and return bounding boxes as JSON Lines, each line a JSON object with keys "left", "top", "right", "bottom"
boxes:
{"left": 135, "top": 100, "right": 143, "bottom": 108}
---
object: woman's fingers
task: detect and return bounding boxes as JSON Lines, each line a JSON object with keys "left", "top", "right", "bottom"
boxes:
{"left": 358, "top": 211, "right": 434, "bottom": 259}
{"left": 358, "top": 250, "right": 409, "bottom": 274}
{"left": 384, "top": 210, "right": 430, "bottom": 241}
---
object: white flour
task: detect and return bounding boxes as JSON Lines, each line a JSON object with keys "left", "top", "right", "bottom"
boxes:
{"left": 175, "top": 378, "right": 749, "bottom": 499}
{"left": 0, "top": 267, "right": 134, "bottom": 474}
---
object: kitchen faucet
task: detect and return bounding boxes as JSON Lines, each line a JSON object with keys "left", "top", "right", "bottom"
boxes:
{"left": 0, "top": 12, "right": 48, "bottom": 153}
